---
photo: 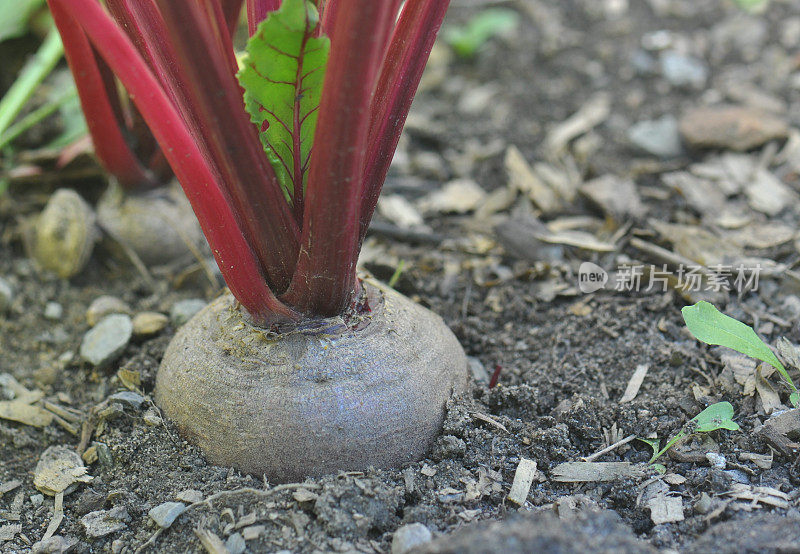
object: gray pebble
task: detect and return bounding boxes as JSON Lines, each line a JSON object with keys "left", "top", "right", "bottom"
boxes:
{"left": 109, "top": 391, "right": 146, "bottom": 410}
{"left": 392, "top": 523, "right": 433, "bottom": 554}
{"left": 149, "top": 501, "right": 186, "bottom": 528}
{"left": 80, "top": 505, "right": 130, "bottom": 538}
{"left": 627, "top": 116, "right": 683, "bottom": 159}
{"left": 0, "top": 277, "right": 13, "bottom": 313}
{"left": 660, "top": 50, "right": 708, "bottom": 88}
{"left": 79, "top": 314, "right": 133, "bottom": 368}
{"left": 44, "top": 302, "right": 64, "bottom": 321}
{"left": 705, "top": 452, "right": 726, "bottom": 469}
{"left": 170, "top": 299, "right": 207, "bottom": 326}
{"left": 226, "top": 532, "right": 246, "bottom": 554}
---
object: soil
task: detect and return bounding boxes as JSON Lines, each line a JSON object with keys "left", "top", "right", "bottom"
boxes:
{"left": 3, "top": 0, "right": 800, "bottom": 552}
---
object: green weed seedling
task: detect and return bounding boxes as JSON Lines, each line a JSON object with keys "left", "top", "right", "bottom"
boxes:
{"left": 682, "top": 301, "right": 800, "bottom": 407}
{"left": 639, "top": 402, "right": 739, "bottom": 472}
{"left": 444, "top": 8, "right": 519, "bottom": 59}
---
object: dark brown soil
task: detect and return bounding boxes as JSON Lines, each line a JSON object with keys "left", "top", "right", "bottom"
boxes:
{"left": 3, "top": 0, "right": 800, "bottom": 552}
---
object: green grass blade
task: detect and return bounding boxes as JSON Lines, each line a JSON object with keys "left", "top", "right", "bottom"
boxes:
{"left": 0, "top": 26, "right": 63, "bottom": 136}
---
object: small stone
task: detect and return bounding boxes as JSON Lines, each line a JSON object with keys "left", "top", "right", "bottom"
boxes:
{"left": 627, "top": 116, "right": 683, "bottom": 158}
{"left": 706, "top": 452, "right": 726, "bottom": 469}
{"left": 86, "top": 296, "right": 131, "bottom": 327}
{"left": 679, "top": 105, "right": 789, "bottom": 151}
{"left": 79, "top": 314, "right": 133, "bottom": 368}
{"left": 108, "top": 391, "right": 145, "bottom": 410}
{"left": 0, "top": 278, "right": 14, "bottom": 313}
{"left": 225, "top": 532, "right": 246, "bottom": 554}
{"left": 391, "top": 523, "right": 433, "bottom": 554}
{"left": 149, "top": 501, "right": 186, "bottom": 528}
{"left": 694, "top": 492, "right": 713, "bottom": 514}
{"left": 44, "top": 302, "right": 63, "bottom": 321}
{"left": 170, "top": 299, "right": 207, "bottom": 326}
{"left": 81, "top": 505, "right": 130, "bottom": 538}
{"left": 30, "top": 493, "right": 44, "bottom": 508}
{"left": 176, "top": 489, "right": 203, "bottom": 504}
{"left": 111, "top": 539, "right": 124, "bottom": 554}
{"left": 31, "top": 535, "right": 78, "bottom": 553}
{"left": 660, "top": 50, "right": 708, "bottom": 88}
{"left": 132, "top": 312, "right": 169, "bottom": 337}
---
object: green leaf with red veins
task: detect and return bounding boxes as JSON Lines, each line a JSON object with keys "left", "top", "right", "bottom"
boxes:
{"left": 237, "top": 0, "right": 328, "bottom": 205}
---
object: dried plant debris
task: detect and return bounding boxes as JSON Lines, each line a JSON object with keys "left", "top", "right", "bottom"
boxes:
{"left": 507, "top": 458, "right": 537, "bottom": 505}
{"left": 33, "top": 446, "right": 93, "bottom": 497}
{"left": 551, "top": 462, "right": 647, "bottom": 482}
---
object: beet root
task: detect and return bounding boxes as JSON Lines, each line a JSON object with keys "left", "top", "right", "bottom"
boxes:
{"left": 155, "top": 280, "right": 468, "bottom": 482}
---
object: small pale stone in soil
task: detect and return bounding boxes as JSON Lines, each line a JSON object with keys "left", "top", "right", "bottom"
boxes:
{"left": 149, "top": 501, "right": 186, "bottom": 528}
{"left": 392, "top": 523, "right": 433, "bottom": 554}
{"left": 79, "top": 314, "right": 133, "bottom": 368}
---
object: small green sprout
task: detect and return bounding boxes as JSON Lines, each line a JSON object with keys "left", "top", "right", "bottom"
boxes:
{"left": 444, "top": 8, "right": 519, "bottom": 59}
{"left": 388, "top": 260, "right": 406, "bottom": 288}
{"left": 682, "top": 301, "right": 799, "bottom": 407}
{"left": 639, "top": 401, "right": 739, "bottom": 469}
{"left": 731, "top": 0, "right": 769, "bottom": 13}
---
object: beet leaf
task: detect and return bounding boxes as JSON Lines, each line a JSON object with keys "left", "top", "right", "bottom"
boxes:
{"left": 238, "top": 0, "right": 329, "bottom": 212}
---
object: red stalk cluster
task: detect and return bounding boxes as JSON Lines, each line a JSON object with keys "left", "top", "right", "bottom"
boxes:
{"left": 47, "top": 0, "right": 450, "bottom": 324}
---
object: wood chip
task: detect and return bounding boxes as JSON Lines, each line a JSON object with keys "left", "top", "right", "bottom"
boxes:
{"left": 551, "top": 462, "right": 646, "bottom": 482}
{"left": 41, "top": 491, "right": 64, "bottom": 541}
{"left": 580, "top": 175, "right": 645, "bottom": 221}
{"left": 0, "top": 480, "right": 22, "bottom": 497}
{"left": 647, "top": 493, "right": 684, "bottom": 525}
{"left": 758, "top": 408, "right": 800, "bottom": 456}
{"left": 195, "top": 527, "right": 229, "bottom": 554}
{"left": 620, "top": 364, "right": 649, "bottom": 403}
{"left": 505, "top": 145, "right": 560, "bottom": 213}
{"left": 723, "top": 483, "right": 790, "bottom": 508}
{"left": 0, "top": 401, "right": 53, "bottom": 427}
{"left": 507, "top": 458, "right": 537, "bottom": 505}
{"left": 544, "top": 92, "right": 611, "bottom": 155}
{"left": 739, "top": 452, "right": 773, "bottom": 469}
{"left": 755, "top": 364, "right": 782, "bottom": 415}
{"left": 745, "top": 168, "right": 797, "bottom": 216}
